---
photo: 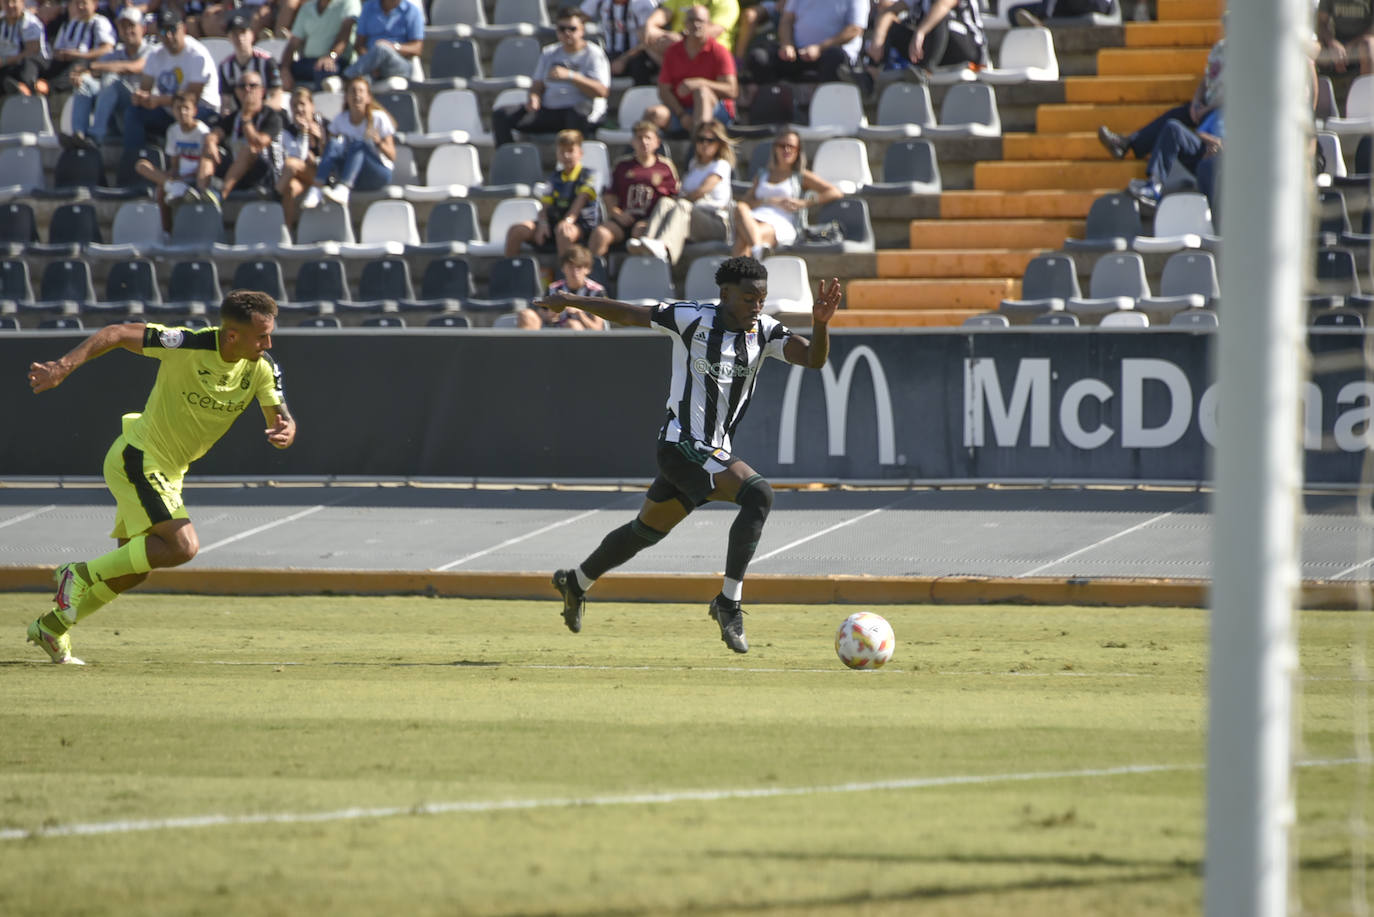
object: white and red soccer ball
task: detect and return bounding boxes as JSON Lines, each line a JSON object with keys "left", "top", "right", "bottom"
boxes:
{"left": 834, "top": 612, "right": 895, "bottom": 669}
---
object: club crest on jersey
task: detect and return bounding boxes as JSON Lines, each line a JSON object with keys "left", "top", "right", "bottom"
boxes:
{"left": 159, "top": 329, "right": 184, "bottom": 349}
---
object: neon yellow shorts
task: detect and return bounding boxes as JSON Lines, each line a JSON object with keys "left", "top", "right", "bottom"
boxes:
{"left": 103, "top": 434, "right": 189, "bottom": 540}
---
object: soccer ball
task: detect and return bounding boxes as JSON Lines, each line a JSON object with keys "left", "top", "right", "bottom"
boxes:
{"left": 834, "top": 612, "right": 895, "bottom": 670}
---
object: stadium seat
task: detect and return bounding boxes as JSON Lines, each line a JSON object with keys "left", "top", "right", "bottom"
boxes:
{"left": 792, "top": 198, "right": 876, "bottom": 254}
{"left": 405, "top": 87, "right": 492, "bottom": 147}
{"left": 790, "top": 82, "right": 867, "bottom": 141}
{"left": 375, "top": 90, "right": 423, "bottom": 136}
{"left": 469, "top": 141, "right": 543, "bottom": 198}
{"left": 220, "top": 201, "right": 292, "bottom": 256}
{"left": 294, "top": 201, "right": 355, "bottom": 249}
{"left": 161, "top": 260, "right": 222, "bottom": 315}
{"left": 1138, "top": 250, "right": 1218, "bottom": 323}
{"left": 1315, "top": 247, "right": 1360, "bottom": 296}
{"left": 1327, "top": 74, "right": 1374, "bottom": 136}
{"left": 401, "top": 257, "right": 474, "bottom": 312}
{"left": 598, "top": 86, "right": 660, "bottom": 146}
{"left": 38, "top": 316, "right": 84, "bottom": 329}
{"left": 0, "top": 94, "right": 55, "bottom": 147}
{"left": 1099, "top": 309, "right": 1150, "bottom": 328}
{"left": 104, "top": 144, "right": 162, "bottom": 200}
{"left": 0, "top": 315, "right": 17, "bottom": 329}
{"left": 200, "top": 37, "right": 233, "bottom": 66}
{"left": 1066, "top": 253, "right": 1151, "bottom": 324}
{"left": 404, "top": 142, "right": 480, "bottom": 201}
{"left": 361, "top": 315, "right": 407, "bottom": 328}
{"left": 924, "top": 83, "right": 1001, "bottom": 137}
{"left": 467, "top": 198, "right": 542, "bottom": 257}
{"left": 861, "top": 139, "right": 941, "bottom": 196}
{"left": 0, "top": 202, "right": 38, "bottom": 256}
{"left": 35, "top": 259, "right": 97, "bottom": 312}
{"left": 760, "top": 255, "right": 812, "bottom": 315}
{"left": 405, "top": 199, "right": 479, "bottom": 256}
{"left": 979, "top": 27, "right": 1058, "bottom": 83}
{"left": 99, "top": 259, "right": 161, "bottom": 313}
{"left": 256, "top": 38, "right": 287, "bottom": 60}
{"left": 465, "top": 255, "right": 541, "bottom": 317}
{"left": 811, "top": 138, "right": 872, "bottom": 194}
{"left": 1317, "top": 188, "right": 1351, "bottom": 245}
{"left": 473, "top": 0, "right": 552, "bottom": 41}
{"left": 1312, "top": 306, "right": 1364, "bottom": 328}
{"left": 1063, "top": 192, "right": 1140, "bottom": 252}
{"left": 731, "top": 139, "right": 775, "bottom": 196}
{"left": 1315, "top": 75, "right": 1338, "bottom": 126}
{"left": 231, "top": 259, "right": 290, "bottom": 305}
{"left": 999, "top": 253, "right": 1078, "bottom": 324}
{"left": 89, "top": 201, "right": 164, "bottom": 259}
{"left": 471, "top": 36, "right": 539, "bottom": 93}
{"left": 425, "top": 0, "right": 484, "bottom": 38}
{"left": 312, "top": 91, "right": 344, "bottom": 122}
{"left": 581, "top": 140, "right": 611, "bottom": 195}
{"left": 490, "top": 312, "right": 520, "bottom": 327}
{"left": 356, "top": 257, "right": 414, "bottom": 311}
{"left": 358, "top": 200, "right": 420, "bottom": 249}
{"left": 682, "top": 255, "right": 726, "bottom": 302}
{"left": 1169, "top": 308, "right": 1218, "bottom": 328}
{"left": 294, "top": 258, "right": 352, "bottom": 312}
{"left": 298, "top": 315, "right": 342, "bottom": 328}
{"left": 1317, "top": 131, "right": 1346, "bottom": 182}
{"left": 963, "top": 312, "right": 1011, "bottom": 328}
{"left": 857, "top": 82, "right": 935, "bottom": 141}
{"left": 616, "top": 255, "right": 673, "bottom": 306}
{"left": 0, "top": 259, "right": 34, "bottom": 311}
{"left": 0, "top": 145, "right": 46, "bottom": 196}
{"left": 1133, "top": 192, "right": 1217, "bottom": 253}
{"left": 43, "top": 146, "right": 105, "bottom": 197}
{"left": 1031, "top": 311, "right": 1080, "bottom": 327}
{"left": 427, "top": 313, "right": 472, "bottom": 327}
{"left": 421, "top": 41, "right": 480, "bottom": 90}
{"left": 160, "top": 201, "right": 227, "bottom": 253}
{"left": 30, "top": 203, "right": 102, "bottom": 257}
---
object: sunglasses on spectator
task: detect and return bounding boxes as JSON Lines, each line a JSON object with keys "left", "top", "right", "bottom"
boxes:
{"left": 695, "top": 135, "right": 721, "bottom": 143}
{"left": 238, "top": 81, "right": 262, "bottom": 89}
{"left": 774, "top": 142, "right": 799, "bottom": 150}
{"left": 556, "top": 23, "right": 578, "bottom": 32}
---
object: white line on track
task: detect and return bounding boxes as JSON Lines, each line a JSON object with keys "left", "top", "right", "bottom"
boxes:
{"left": 1330, "top": 556, "right": 1374, "bottom": 580}
{"left": 0, "top": 504, "right": 57, "bottom": 529}
{"left": 197, "top": 504, "right": 333, "bottom": 554}
{"left": 1016, "top": 500, "right": 1202, "bottom": 579}
{"left": 752, "top": 495, "right": 917, "bottom": 565}
{"left": 0, "top": 759, "right": 1356, "bottom": 842}
{"left": 434, "top": 508, "right": 603, "bottom": 571}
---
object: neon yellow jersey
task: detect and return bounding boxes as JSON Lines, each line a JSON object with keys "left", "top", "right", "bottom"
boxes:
{"left": 123, "top": 324, "right": 285, "bottom": 472}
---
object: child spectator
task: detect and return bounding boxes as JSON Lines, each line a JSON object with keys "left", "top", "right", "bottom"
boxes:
{"left": 588, "top": 119, "right": 679, "bottom": 258}
{"left": 135, "top": 89, "right": 211, "bottom": 229}
{"left": 504, "top": 129, "right": 601, "bottom": 258}
{"left": 629, "top": 119, "right": 733, "bottom": 263}
{"left": 517, "top": 243, "right": 608, "bottom": 329}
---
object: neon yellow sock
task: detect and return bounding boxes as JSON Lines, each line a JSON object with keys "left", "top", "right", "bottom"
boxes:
{"left": 86, "top": 534, "right": 152, "bottom": 582}
{"left": 75, "top": 580, "right": 118, "bottom": 623}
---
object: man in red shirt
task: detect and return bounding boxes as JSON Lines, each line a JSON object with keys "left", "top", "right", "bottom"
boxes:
{"left": 644, "top": 3, "right": 736, "bottom": 137}
{"left": 589, "top": 119, "right": 680, "bottom": 257}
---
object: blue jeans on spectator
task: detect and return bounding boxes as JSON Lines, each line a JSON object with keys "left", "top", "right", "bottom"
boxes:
{"left": 315, "top": 136, "right": 392, "bottom": 190}
{"left": 1125, "top": 104, "right": 1199, "bottom": 159}
{"left": 71, "top": 74, "right": 135, "bottom": 144}
{"left": 123, "top": 99, "right": 218, "bottom": 155}
{"left": 290, "top": 55, "right": 349, "bottom": 90}
{"left": 343, "top": 42, "right": 410, "bottom": 81}
{"left": 1146, "top": 118, "right": 1208, "bottom": 187}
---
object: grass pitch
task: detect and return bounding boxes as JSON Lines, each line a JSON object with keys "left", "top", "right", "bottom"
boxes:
{"left": 0, "top": 594, "right": 1369, "bottom": 916}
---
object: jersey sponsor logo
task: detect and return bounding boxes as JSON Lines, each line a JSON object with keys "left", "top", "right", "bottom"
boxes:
{"left": 182, "top": 390, "right": 251, "bottom": 414}
{"left": 693, "top": 356, "right": 754, "bottom": 380}
{"left": 159, "top": 328, "right": 185, "bottom": 348}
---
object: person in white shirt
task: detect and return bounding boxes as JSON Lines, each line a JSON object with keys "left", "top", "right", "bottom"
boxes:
{"left": 297, "top": 74, "right": 394, "bottom": 209}
{"left": 0, "top": 0, "right": 51, "bottom": 96}
{"left": 67, "top": 6, "right": 153, "bottom": 147}
{"left": 38, "top": 0, "right": 115, "bottom": 93}
{"left": 124, "top": 8, "right": 220, "bottom": 158}
{"left": 135, "top": 90, "right": 212, "bottom": 228}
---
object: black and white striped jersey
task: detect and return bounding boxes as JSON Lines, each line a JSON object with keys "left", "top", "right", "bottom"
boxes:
{"left": 52, "top": 14, "right": 115, "bottom": 55}
{"left": 649, "top": 300, "right": 794, "bottom": 453}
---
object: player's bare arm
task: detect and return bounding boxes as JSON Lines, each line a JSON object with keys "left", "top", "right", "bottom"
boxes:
{"left": 536, "top": 291, "right": 653, "bottom": 328}
{"left": 783, "top": 278, "right": 841, "bottom": 369}
{"left": 28, "top": 322, "right": 147, "bottom": 394}
{"left": 263, "top": 402, "right": 297, "bottom": 450}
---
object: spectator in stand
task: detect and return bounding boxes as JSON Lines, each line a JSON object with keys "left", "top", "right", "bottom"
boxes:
{"left": 644, "top": 3, "right": 736, "bottom": 136}
{"left": 1317, "top": 0, "right": 1374, "bottom": 74}
{"left": 1123, "top": 108, "right": 1222, "bottom": 211}
{"left": 201, "top": 68, "right": 283, "bottom": 198}
{"left": 1097, "top": 34, "right": 1223, "bottom": 163}
{"left": 588, "top": 119, "right": 679, "bottom": 258}
{"left": 298, "top": 73, "right": 394, "bottom": 208}
{"left": 732, "top": 128, "right": 841, "bottom": 259}
{"left": 66, "top": 5, "right": 152, "bottom": 148}
{"left": 0, "top": 0, "right": 51, "bottom": 96}
{"left": 1005, "top": 0, "right": 1113, "bottom": 29}
{"left": 504, "top": 128, "right": 600, "bottom": 259}
{"left": 581, "top": 0, "right": 661, "bottom": 86}
{"left": 218, "top": 9, "right": 284, "bottom": 116}
{"left": 178, "top": 0, "right": 234, "bottom": 38}
{"left": 643, "top": 0, "right": 737, "bottom": 64}
{"left": 517, "top": 244, "right": 608, "bottom": 330}
{"left": 277, "top": 85, "right": 328, "bottom": 225}
{"left": 865, "top": 0, "right": 987, "bottom": 79}
{"left": 745, "top": 0, "right": 864, "bottom": 86}
{"left": 124, "top": 8, "right": 220, "bottom": 156}
{"left": 135, "top": 89, "right": 211, "bottom": 228}
{"left": 733, "top": 0, "right": 778, "bottom": 63}
{"left": 628, "top": 118, "right": 734, "bottom": 263}
{"left": 280, "top": 0, "right": 358, "bottom": 91}
{"left": 492, "top": 7, "right": 609, "bottom": 147}
{"left": 343, "top": 0, "right": 422, "bottom": 82}
{"left": 38, "top": 0, "right": 115, "bottom": 97}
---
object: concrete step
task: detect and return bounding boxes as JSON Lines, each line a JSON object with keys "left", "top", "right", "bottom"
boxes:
{"left": 1157, "top": 0, "right": 1224, "bottom": 19}
{"left": 1095, "top": 46, "right": 1212, "bottom": 77}
{"left": 908, "top": 218, "right": 1083, "bottom": 249}
{"left": 1063, "top": 74, "right": 1199, "bottom": 104}
{"left": 846, "top": 278, "right": 1017, "bottom": 311}
{"left": 939, "top": 189, "right": 1110, "bottom": 219}
{"left": 1036, "top": 102, "right": 1178, "bottom": 133}
{"left": 1002, "top": 131, "right": 1115, "bottom": 160}
{"left": 1124, "top": 20, "right": 1222, "bottom": 47}
{"left": 975, "top": 159, "right": 1145, "bottom": 191}
{"left": 876, "top": 249, "right": 1042, "bottom": 279}
{"left": 830, "top": 309, "right": 988, "bottom": 328}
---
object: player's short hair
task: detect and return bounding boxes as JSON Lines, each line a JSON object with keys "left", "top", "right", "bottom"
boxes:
{"left": 556, "top": 129, "right": 583, "bottom": 148}
{"left": 220, "top": 290, "right": 279, "bottom": 325}
{"left": 561, "top": 243, "right": 593, "bottom": 269}
{"left": 715, "top": 256, "right": 768, "bottom": 288}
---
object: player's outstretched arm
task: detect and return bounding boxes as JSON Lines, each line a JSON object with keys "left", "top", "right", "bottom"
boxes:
{"left": 783, "top": 278, "right": 841, "bottom": 369}
{"left": 263, "top": 403, "right": 297, "bottom": 450}
{"left": 28, "top": 322, "right": 147, "bottom": 394}
{"left": 534, "top": 290, "right": 653, "bottom": 328}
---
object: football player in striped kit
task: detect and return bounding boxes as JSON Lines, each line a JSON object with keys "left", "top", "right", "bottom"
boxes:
{"left": 541, "top": 256, "right": 842, "bottom": 653}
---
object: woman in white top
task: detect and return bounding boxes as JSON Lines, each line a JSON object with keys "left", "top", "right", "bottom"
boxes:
{"left": 299, "top": 75, "right": 395, "bottom": 209}
{"left": 732, "top": 129, "right": 842, "bottom": 259}
{"left": 628, "top": 120, "right": 736, "bottom": 265}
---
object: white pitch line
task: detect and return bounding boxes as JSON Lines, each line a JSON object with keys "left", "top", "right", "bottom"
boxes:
{"left": 1330, "top": 556, "right": 1374, "bottom": 580}
{"left": 0, "top": 504, "right": 57, "bottom": 530}
{"left": 1, "top": 758, "right": 1357, "bottom": 842}
{"left": 752, "top": 495, "right": 916, "bottom": 565}
{"left": 434, "top": 508, "right": 602, "bottom": 571}
{"left": 1016, "top": 501, "right": 1201, "bottom": 579}
{"left": 197, "top": 505, "right": 330, "bottom": 554}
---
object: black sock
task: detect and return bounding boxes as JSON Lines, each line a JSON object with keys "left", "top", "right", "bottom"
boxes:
{"left": 725, "top": 475, "right": 773, "bottom": 582}
{"left": 581, "top": 518, "right": 667, "bottom": 580}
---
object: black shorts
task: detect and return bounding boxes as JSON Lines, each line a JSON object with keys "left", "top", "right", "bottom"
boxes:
{"left": 646, "top": 439, "right": 738, "bottom": 509}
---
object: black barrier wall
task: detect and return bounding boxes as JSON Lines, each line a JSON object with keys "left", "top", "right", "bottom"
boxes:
{"left": 1, "top": 328, "right": 1368, "bottom": 483}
